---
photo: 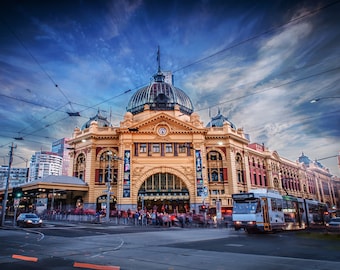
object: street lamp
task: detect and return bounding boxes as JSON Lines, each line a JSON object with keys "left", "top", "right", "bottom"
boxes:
{"left": 310, "top": 96, "right": 340, "bottom": 103}
{"left": 106, "top": 151, "right": 112, "bottom": 222}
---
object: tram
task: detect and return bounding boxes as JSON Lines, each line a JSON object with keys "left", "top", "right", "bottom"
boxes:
{"left": 232, "top": 188, "right": 329, "bottom": 233}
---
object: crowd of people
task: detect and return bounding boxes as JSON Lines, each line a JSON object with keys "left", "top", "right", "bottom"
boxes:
{"left": 42, "top": 207, "right": 231, "bottom": 228}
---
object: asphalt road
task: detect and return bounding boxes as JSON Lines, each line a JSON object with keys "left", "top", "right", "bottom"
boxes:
{"left": 1, "top": 222, "right": 340, "bottom": 270}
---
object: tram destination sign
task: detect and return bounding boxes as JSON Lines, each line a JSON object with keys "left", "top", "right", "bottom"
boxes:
{"left": 232, "top": 193, "right": 255, "bottom": 200}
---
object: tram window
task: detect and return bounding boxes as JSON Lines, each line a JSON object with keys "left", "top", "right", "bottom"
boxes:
{"left": 277, "top": 199, "right": 283, "bottom": 211}
{"left": 233, "top": 201, "right": 259, "bottom": 214}
{"left": 271, "top": 199, "right": 277, "bottom": 211}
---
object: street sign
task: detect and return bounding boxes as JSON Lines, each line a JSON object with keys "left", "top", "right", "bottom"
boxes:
{"left": 14, "top": 198, "right": 20, "bottom": 207}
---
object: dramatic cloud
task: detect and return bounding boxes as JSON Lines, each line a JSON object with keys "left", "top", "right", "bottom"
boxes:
{"left": 0, "top": 0, "right": 339, "bottom": 175}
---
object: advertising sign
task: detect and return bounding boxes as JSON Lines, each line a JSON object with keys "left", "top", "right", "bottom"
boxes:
{"left": 36, "top": 198, "right": 48, "bottom": 214}
{"left": 195, "top": 150, "right": 204, "bottom": 196}
{"left": 123, "top": 150, "right": 131, "bottom": 197}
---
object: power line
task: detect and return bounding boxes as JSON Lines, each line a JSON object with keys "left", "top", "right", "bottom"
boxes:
{"left": 1, "top": 0, "right": 339, "bottom": 159}
{"left": 0, "top": 93, "right": 70, "bottom": 113}
{"left": 195, "top": 65, "right": 340, "bottom": 113}
{"left": 0, "top": 18, "right": 77, "bottom": 114}
{"left": 172, "top": 0, "right": 340, "bottom": 73}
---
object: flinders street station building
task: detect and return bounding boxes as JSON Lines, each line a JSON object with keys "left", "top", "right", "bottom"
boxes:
{"left": 64, "top": 66, "right": 339, "bottom": 216}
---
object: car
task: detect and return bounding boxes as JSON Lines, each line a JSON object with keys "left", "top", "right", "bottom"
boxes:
{"left": 16, "top": 213, "right": 43, "bottom": 228}
{"left": 326, "top": 217, "right": 340, "bottom": 232}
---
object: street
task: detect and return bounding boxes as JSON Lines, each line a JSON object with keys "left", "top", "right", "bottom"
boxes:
{"left": 1, "top": 221, "right": 340, "bottom": 270}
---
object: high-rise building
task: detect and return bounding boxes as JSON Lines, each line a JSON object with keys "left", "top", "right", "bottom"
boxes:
{"left": 52, "top": 138, "right": 71, "bottom": 176}
{"left": 0, "top": 166, "right": 28, "bottom": 188}
{"left": 28, "top": 151, "right": 63, "bottom": 181}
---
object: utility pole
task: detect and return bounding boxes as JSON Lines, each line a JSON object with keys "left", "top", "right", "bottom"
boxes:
{"left": 106, "top": 152, "right": 112, "bottom": 222}
{"left": 1, "top": 143, "right": 16, "bottom": 227}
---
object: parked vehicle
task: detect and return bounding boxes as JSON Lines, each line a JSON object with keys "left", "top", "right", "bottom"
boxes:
{"left": 16, "top": 213, "right": 43, "bottom": 228}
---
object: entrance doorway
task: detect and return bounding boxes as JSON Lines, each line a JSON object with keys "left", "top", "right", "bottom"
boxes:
{"left": 137, "top": 172, "right": 190, "bottom": 213}
{"left": 138, "top": 198, "right": 190, "bottom": 213}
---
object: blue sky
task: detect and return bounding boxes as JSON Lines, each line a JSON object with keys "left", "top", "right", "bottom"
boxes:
{"left": 0, "top": 0, "right": 339, "bottom": 176}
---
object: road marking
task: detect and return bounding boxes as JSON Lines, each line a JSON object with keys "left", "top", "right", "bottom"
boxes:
{"left": 225, "top": 243, "right": 244, "bottom": 247}
{"left": 73, "top": 261, "right": 120, "bottom": 270}
{"left": 12, "top": 254, "right": 38, "bottom": 262}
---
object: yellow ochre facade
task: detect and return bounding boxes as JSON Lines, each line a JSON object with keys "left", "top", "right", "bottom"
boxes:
{"left": 67, "top": 69, "right": 338, "bottom": 215}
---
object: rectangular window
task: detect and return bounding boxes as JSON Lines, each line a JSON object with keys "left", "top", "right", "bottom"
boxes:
{"left": 154, "top": 174, "right": 159, "bottom": 190}
{"left": 271, "top": 198, "right": 277, "bottom": 211}
{"left": 179, "top": 144, "right": 186, "bottom": 153}
{"left": 165, "top": 143, "right": 173, "bottom": 153}
{"left": 153, "top": 143, "right": 160, "bottom": 153}
{"left": 140, "top": 143, "right": 147, "bottom": 153}
{"left": 168, "top": 174, "right": 173, "bottom": 190}
{"left": 175, "top": 178, "right": 181, "bottom": 189}
{"left": 147, "top": 178, "right": 152, "bottom": 190}
{"left": 161, "top": 173, "right": 166, "bottom": 189}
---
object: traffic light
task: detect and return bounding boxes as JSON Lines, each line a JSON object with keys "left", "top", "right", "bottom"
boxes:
{"left": 13, "top": 187, "right": 23, "bottom": 198}
{"left": 199, "top": 205, "right": 207, "bottom": 212}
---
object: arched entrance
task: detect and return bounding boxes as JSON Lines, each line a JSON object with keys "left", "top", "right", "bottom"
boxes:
{"left": 137, "top": 172, "right": 190, "bottom": 213}
{"left": 96, "top": 195, "right": 117, "bottom": 213}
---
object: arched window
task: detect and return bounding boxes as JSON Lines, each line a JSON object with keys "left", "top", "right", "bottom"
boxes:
{"left": 96, "top": 151, "right": 118, "bottom": 185}
{"left": 207, "top": 150, "right": 225, "bottom": 182}
{"left": 140, "top": 173, "right": 188, "bottom": 192}
{"left": 75, "top": 153, "right": 86, "bottom": 180}
{"left": 235, "top": 153, "right": 244, "bottom": 184}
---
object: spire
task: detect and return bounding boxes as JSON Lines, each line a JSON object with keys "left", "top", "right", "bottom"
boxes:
{"left": 153, "top": 46, "right": 165, "bottom": 82}
{"left": 157, "top": 45, "right": 161, "bottom": 73}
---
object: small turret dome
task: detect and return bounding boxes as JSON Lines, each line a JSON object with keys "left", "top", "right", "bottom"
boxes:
{"left": 206, "top": 109, "right": 236, "bottom": 129}
{"left": 81, "top": 110, "right": 111, "bottom": 130}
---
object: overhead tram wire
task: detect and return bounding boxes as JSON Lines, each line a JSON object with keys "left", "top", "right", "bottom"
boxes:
{"left": 0, "top": 17, "right": 79, "bottom": 116}
{"left": 17, "top": 63, "right": 339, "bottom": 141}
{"left": 16, "top": 103, "right": 77, "bottom": 135}
{"left": 94, "top": 0, "right": 339, "bottom": 112}
{"left": 194, "top": 65, "right": 340, "bottom": 114}
{"left": 172, "top": 0, "right": 340, "bottom": 74}
{"left": 0, "top": 93, "right": 73, "bottom": 114}
{"left": 2, "top": 1, "right": 339, "bottom": 148}
{"left": 245, "top": 109, "right": 340, "bottom": 134}
{"left": 193, "top": 58, "right": 340, "bottom": 105}
{"left": 14, "top": 88, "right": 134, "bottom": 141}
